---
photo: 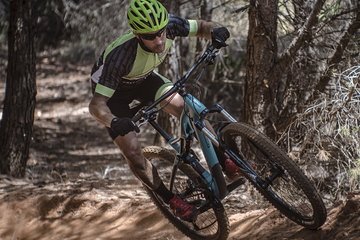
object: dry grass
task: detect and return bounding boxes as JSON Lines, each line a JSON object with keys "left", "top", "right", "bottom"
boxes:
{"left": 280, "top": 65, "right": 360, "bottom": 202}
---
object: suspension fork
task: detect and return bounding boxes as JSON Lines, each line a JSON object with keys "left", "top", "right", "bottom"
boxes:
{"left": 199, "top": 104, "right": 266, "bottom": 192}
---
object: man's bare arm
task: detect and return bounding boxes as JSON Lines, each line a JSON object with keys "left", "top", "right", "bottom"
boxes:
{"left": 89, "top": 93, "right": 114, "bottom": 128}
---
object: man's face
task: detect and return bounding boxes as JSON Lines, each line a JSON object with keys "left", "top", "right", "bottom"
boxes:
{"left": 137, "top": 27, "right": 167, "bottom": 53}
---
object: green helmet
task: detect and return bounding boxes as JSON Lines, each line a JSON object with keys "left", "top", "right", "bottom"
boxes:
{"left": 127, "top": 0, "right": 169, "bottom": 34}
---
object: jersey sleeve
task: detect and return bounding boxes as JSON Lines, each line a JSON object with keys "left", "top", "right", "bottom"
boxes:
{"left": 166, "top": 14, "right": 198, "bottom": 39}
{"left": 95, "top": 40, "right": 137, "bottom": 97}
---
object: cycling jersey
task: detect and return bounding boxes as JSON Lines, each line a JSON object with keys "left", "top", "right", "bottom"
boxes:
{"left": 91, "top": 15, "right": 199, "bottom": 98}
{"left": 90, "top": 15, "right": 199, "bottom": 139}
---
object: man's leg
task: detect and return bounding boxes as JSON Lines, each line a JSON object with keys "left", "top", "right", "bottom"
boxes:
{"left": 114, "top": 131, "right": 177, "bottom": 202}
{"left": 113, "top": 131, "right": 162, "bottom": 189}
{"left": 113, "top": 130, "right": 196, "bottom": 221}
{"left": 161, "top": 93, "right": 184, "bottom": 118}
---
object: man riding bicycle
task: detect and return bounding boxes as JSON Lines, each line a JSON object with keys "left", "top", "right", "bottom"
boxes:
{"left": 89, "top": 0, "right": 237, "bottom": 221}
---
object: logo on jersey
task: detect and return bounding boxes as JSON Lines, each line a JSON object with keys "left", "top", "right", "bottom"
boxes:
{"left": 129, "top": 99, "right": 141, "bottom": 109}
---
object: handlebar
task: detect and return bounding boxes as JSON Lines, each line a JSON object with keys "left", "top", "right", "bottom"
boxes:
{"left": 132, "top": 44, "right": 223, "bottom": 124}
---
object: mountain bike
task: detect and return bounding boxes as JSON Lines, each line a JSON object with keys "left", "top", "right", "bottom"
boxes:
{"left": 132, "top": 43, "right": 327, "bottom": 240}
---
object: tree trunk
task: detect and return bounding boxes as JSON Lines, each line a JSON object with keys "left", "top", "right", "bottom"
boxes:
{"left": 153, "top": 0, "right": 181, "bottom": 145}
{"left": 0, "top": 0, "right": 36, "bottom": 177}
{"left": 314, "top": 7, "right": 360, "bottom": 95}
{"left": 245, "top": 0, "right": 278, "bottom": 137}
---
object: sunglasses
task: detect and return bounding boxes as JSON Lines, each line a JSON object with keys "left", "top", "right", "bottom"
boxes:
{"left": 139, "top": 27, "right": 166, "bottom": 40}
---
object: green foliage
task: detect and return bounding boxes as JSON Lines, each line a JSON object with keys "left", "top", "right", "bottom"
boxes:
{"left": 318, "top": 0, "right": 341, "bottom": 22}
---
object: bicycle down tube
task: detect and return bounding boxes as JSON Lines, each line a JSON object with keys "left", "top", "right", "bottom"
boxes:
{"left": 146, "top": 96, "right": 225, "bottom": 199}
{"left": 182, "top": 94, "right": 226, "bottom": 199}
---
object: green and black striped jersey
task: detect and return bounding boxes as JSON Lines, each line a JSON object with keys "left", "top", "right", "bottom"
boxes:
{"left": 91, "top": 15, "right": 198, "bottom": 98}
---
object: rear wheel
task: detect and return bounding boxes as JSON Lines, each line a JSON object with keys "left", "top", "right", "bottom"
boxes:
{"left": 221, "top": 123, "right": 327, "bottom": 229}
{"left": 143, "top": 146, "right": 230, "bottom": 240}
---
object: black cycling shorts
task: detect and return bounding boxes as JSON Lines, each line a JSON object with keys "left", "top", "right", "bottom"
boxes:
{"left": 100, "top": 72, "right": 173, "bottom": 139}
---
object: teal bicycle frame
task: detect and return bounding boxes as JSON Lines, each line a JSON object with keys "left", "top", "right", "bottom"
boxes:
{"left": 133, "top": 45, "right": 242, "bottom": 200}
{"left": 183, "top": 91, "right": 240, "bottom": 197}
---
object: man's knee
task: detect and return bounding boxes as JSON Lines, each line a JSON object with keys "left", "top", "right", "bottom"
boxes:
{"left": 122, "top": 146, "right": 142, "bottom": 162}
{"left": 164, "top": 93, "right": 184, "bottom": 118}
{"left": 114, "top": 133, "right": 141, "bottom": 157}
{"left": 171, "top": 94, "right": 184, "bottom": 109}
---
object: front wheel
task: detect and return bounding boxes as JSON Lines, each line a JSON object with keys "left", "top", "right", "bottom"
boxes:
{"left": 143, "top": 146, "right": 230, "bottom": 240}
{"left": 221, "top": 123, "right": 327, "bottom": 229}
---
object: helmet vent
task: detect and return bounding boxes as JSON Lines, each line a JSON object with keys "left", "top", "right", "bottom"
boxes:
{"left": 128, "top": 0, "right": 169, "bottom": 34}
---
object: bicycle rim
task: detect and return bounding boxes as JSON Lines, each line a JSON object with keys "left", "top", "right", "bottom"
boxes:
{"left": 221, "top": 123, "right": 327, "bottom": 229}
{"left": 143, "top": 146, "right": 230, "bottom": 240}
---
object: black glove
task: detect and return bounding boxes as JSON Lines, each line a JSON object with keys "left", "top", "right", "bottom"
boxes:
{"left": 211, "top": 27, "right": 230, "bottom": 49}
{"left": 110, "top": 117, "right": 140, "bottom": 136}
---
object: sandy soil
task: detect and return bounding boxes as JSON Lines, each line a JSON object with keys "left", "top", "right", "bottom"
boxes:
{"left": 1, "top": 65, "right": 360, "bottom": 240}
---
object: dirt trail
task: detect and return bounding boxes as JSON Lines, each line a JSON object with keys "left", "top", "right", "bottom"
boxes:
{"left": 1, "top": 66, "right": 359, "bottom": 240}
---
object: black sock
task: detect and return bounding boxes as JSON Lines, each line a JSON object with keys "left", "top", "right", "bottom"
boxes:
{"left": 154, "top": 182, "right": 174, "bottom": 204}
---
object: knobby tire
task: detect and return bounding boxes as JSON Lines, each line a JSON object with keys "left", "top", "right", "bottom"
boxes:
{"left": 143, "top": 146, "right": 230, "bottom": 240}
{"left": 221, "top": 123, "right": 327, "bottom": 229}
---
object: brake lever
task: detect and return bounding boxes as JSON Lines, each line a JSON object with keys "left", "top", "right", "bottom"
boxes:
{"left": 132, "top": 107, "right": 159, "bottom": 129}
{"left": 212, "top": 39, "right": 228, "bottom": 49}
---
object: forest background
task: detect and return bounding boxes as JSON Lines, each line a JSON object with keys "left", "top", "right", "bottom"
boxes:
{"left": 0, "top": 0, "right": 359, "bottom": 239}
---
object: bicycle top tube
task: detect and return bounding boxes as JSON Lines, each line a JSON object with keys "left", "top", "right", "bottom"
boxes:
{"left": 132, "top": 44, "right": 219, "bottom": 124}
